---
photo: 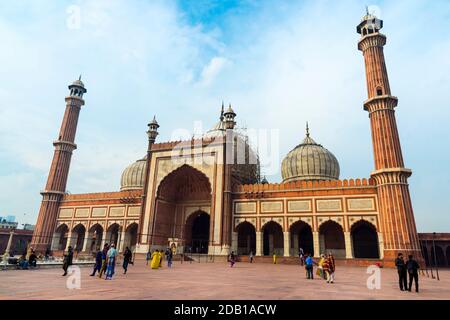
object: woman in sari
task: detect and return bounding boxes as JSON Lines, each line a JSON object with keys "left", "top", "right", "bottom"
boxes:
{"left": 316, "top": 254, "right": 326, "bottom": 279}
{"left": 150, "top": 250, "right": 160, "bottom": 269}
{"left": 105, "top": 244, "right": 117, "bottom": 280}
{"left": 322, "top": 255, "right": 331, "bottom": 283}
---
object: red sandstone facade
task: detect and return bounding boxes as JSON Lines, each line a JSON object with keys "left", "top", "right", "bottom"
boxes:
{"left": 32, "top": 14, "right": 425, "bottom": 266}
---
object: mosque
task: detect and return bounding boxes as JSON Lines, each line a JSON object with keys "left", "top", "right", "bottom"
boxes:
{"left": 31, "top": 13, "right": 423, "bottom": 266}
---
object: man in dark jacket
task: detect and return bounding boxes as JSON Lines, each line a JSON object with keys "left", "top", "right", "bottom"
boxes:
{"left": 406, "top": 255, "right": 420, "bottom": 293}
{"left": 90, "top": 247, "right": 103, "bottom": 276}
{"left": 395, "top": 253, "right": 407, "bottom": 291}
{"left": 122, "top": 247, "right": 133, "bottom": 274}
{"left": 62, "top": 246, "right": 73, "bottom": 276}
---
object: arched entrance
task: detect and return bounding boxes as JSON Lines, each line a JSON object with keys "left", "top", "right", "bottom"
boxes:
{"left": 153, "top": 165, "right": 212, "bottom": 252}
{"left": 351, "top": 221, "right": 379, "bottom": 259}
{"left": 236, "top": 222, "right": 256, "bottom": 255}
{"left": 107, "top": 223, "right": 120, "bottom": 247}
{"left": 290, "top": 221, "right": 313, "bottom": 256}
{"left": 53, "top": 224, "right": 69, "bottom": 251}
{"left": 88, "top": 224, "right": 103, "bottom": 252}
{"left": 319, "top": 221, "right": 345, "bottom": 258}
{"left": 185, "top": 211, "right": 210, "bottom": 254}
{"left": 72, "top": 224, "right": 86, "bottom": 253}
{"left": 262, "top": 221, "right": 283, "bottom": 256}
{"left": 124, "top": 223, "right": 138, "bottom": 252}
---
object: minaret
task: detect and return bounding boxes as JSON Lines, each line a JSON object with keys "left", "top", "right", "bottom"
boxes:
{"left": 357, "top": 13, "right": 421, "bottom": 262}
{"left": 139, "top": 116, "right": 159, "bottom": 245}
{"left": 221, "top": 104, "right": 236, "bottom": 251}
{"left": 31, "top": 77, "right": 87, "bottom": 253}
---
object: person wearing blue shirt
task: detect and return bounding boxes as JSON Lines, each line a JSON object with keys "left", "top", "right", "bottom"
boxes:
{"left": 90, "top": 247, "right": 103, "bottom": 276}
{"left": 305, "top": 254, "right": 315, "bottom": 279}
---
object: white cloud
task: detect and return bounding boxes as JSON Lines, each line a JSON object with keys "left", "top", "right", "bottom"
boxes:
{"left": 198, "top": 56, "right": 230, "bottom": 86}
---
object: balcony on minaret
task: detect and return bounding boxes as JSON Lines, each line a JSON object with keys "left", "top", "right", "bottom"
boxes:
{"left": 357, "top": 13, "right": 383, "bottom": 36}
{"left": 68, "top": 76, "right": 87, "bottom": 99}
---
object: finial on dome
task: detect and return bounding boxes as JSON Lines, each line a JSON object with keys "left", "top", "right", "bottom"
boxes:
{"left": 220, "top": 101, "right": 224, "bottom": 121}
{"left": 79, "top": 74, "right": 82, "bottom": 81}
{"left": 366, "top": 5, "right": 369, "bottom": 16}
{"left": 306, "top": 122, "right": 310, "bottom": 137}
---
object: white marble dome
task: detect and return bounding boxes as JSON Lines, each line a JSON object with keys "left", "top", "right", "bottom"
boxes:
{"left": 281, "top": 129, "right": 340, "bottom": 182}
{"left": 120, "top": 157, "right": 147, "bottom": 191}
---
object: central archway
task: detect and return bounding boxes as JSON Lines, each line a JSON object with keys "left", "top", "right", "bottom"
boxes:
{"left": 152, "top": 165, "right": 212, "bottom": 252}
{"left": 185, "top": 211, "right": 210, "bottom": 253}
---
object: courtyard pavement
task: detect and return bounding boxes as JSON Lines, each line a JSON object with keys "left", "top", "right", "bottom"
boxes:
{"left": 0, "top": 261, "right": 449, "bottom": 300}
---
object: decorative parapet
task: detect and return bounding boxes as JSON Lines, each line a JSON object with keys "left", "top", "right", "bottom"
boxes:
{"left": 233, "top": 178, "right": 375, "bottom": 193}
{"left": 62, "top": 190, "right": 142, "bottom": 202}
{"left": 151, "top": 136, "right": 221, "bottom": 151}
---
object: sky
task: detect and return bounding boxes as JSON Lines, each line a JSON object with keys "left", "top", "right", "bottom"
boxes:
{"left": 0, "top": 0, "right": 449, "bottom": 232}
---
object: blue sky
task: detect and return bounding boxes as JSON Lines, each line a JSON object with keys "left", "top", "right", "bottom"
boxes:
{"left": 0, "top": 0, "right": 449, "bottom": 232}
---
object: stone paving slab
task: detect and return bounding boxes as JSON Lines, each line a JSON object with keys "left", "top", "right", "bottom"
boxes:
{"left": 0, "top": 261, "right": 449, "bottom": 300}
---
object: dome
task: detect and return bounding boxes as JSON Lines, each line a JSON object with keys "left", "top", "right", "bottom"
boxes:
{"left": 281, "top": 127, "right": 340, "bottom": 182}
{"left": 72, "top": 79, "right": 85, "bottom": 87}
{"left": 120, "top": 157, "right": 147, "bottom": 191}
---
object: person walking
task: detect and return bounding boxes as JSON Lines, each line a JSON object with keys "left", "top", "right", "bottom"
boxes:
{"left": 98, "top": 243, "right": 109, "bottom": 278}
{"left": 395, "top": 253, "right": 408, "bottom": 291}
{"left": 28, "top": 250, "right": 37, "bottom": 268}
{"left": 229, "top": 251, "right": 236, "bottom": 267}
{"left": 249, "top": 251, "right": 254, "bottom": 263}
{"left": 62, "top": 246, "right": 73, "bottom": 276}
{"left": 122, "top": 246, "right": 132, "bottom": 274}
{"left": 90, "top": 247, "right": 103, "bottom": 276}
{"left": 150, "top": 250, "right": 160, "bottom": 269}
{"left": 165, "top": 248, "right": 173, "bottom": 268}
{"left": 105, "top": 244, "right": 117, "bottom": 280}
{"left": 299, "top": 247, "right": 304, "bottom": 266}
{"left": 327, "top": 253, "right": 336, "bottom": 283}
{"left": 316, "top": 254, "right": 326, "bottom": 279}
{"left": 272, "top": 252, "right": 277, "bottom": 264}
{"left": 406, "top": 255, "right": 420, "bottom": 293}
{"left": 305, "top": 254, "right": 314, "bottom": 279}
{"left": 146, "top": 249, "right": 151, "bottom": 265}
{"left": 322, "top": 255, "right": 330, "bottom": 281}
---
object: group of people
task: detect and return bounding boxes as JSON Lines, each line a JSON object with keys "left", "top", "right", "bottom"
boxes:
{"left": 147, "top": 248, "right": 173, "bottom": 269}
{"left": 303, "top": 253, "right": 336, "bottom": 283}
{"left": 395, "top": 253, "right": 420, "bottom": 293}
{"left": 88, "top": 243, "right": 133, "bottom": 280}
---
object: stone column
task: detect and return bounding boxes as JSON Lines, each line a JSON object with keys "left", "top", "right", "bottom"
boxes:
{"left": 293, "top": 234, "right": 299, "bottom": 256}
{"left": 344, "top": 232, "right": 353, "bottom": 259}
{"left": 82, "top": 234, "right": 90, "bottom": 252}
{"left": 231, "top": 232, "right": 238, "bottom": 253}
{"left": 4, "top": 231, "right": 14, "bottom": 256}
{"left": 65, "top": 231, "right": 73, "bottom": 251}
{"left": 378, "top": 233, "right": 384, "bottom": 259}
{"left": 118, "top": 231, "right": 126, "bottom": 252}
{"left": 100, "top": 231, "right": 107, "bottom": 249}
{"left": 255, "top": 232, "right": 262, "bottom": 256}
{"left": 313, "top": 232, "right": 320, "bottom": 258}
{"left": 283, "top": 231, "right": 290, "bottom": 257}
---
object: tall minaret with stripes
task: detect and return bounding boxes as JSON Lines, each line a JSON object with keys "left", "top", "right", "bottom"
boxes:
{"left": 357, "top": 12, "right": 421, "bottom": 263}
{"left": 31, "top": 78, "right": 86, "bottom": 253}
